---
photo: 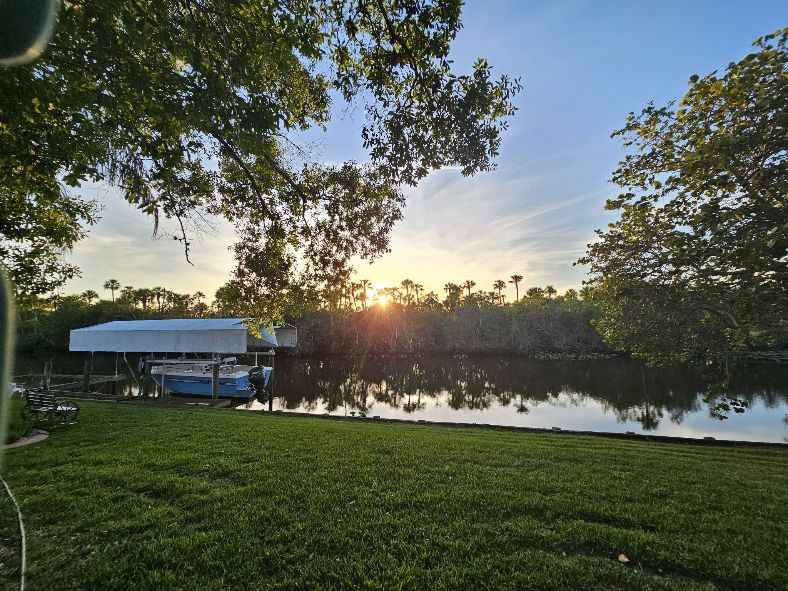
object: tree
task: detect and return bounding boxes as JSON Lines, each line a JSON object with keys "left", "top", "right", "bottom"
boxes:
{"left": 400, "top": 279, "right": 414, "bottom": 305}
{"left": 413, "top": 283, "right": 424, "bottom": 305}
{"left": 390, "top": 287, "right": 402, "bottom": 304}
{"left": 359, "top": 279, "right": 370, "bottom": 310}
{"left": 81, "top": 289, "right": 98, "bottom": 305}
{"left": 103, "top": 279, "right": 120, "bottom": 302}
{"left": 1, "top": 1, "right": 520, "bottom": 304}
{"left": 1, "top": 189, "right": 97, "bottom": 296}
{"left": 462, "top": 280, "right": 476, "bottom": 298}
{"left": 579, "top": 285, "right": 596, "bottom": 301}
{"left": 119, "top": 285, "right": 136, "bottom": 304}
{"left": 423, "top": 291, "right": 441, "bottom": 309}
{"left": 350, "top": 282, "right": 361, "bottom": 310}
{"left": 135, "top": 288, "right": 153, "bottom": 310}
{"left": 509, "top": 274, "right": 523, "bottom": 302}
{"left": 493, "top": 279, "right": 506, "bottom": 304}
{"left": 152, "top": 287, "right": 165, "bottom": 312}
{"left": 443, "top": 282, "right": 462, "bottom": 310}
{"left": 544, "top": 285, "right": 557, "bottom": 299}
{"left": 214, "top": 281, "right": 246, "bottom": 317}
{"left": 580, "top": 28, "right": 788, "bottom": 364}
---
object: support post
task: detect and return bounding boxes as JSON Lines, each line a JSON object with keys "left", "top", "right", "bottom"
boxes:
{"left": 211, "top": 362, "right": 219, "bottom": 400}
{"left": 144, "top": 359, "right": 151, "bottom": 397}
{"left": 82, "top": 353, "right": 93, "bottom": 392}
{"left": 43, "top": 359, "right": 52, "bottom": 392}
{"left": 268, "top": 349, "right": 275, "bottom": 412}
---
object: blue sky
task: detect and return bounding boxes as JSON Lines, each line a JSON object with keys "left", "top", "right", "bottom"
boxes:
{"left": 65, "top": 0, "right": 788, "bottom": 301}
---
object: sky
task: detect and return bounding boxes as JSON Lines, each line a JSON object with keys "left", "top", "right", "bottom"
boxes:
{"left": 64, "top": 0, "right": 788, "bottom": 301}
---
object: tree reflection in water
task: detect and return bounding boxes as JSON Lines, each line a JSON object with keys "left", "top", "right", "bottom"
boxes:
{"left": 270, "top": 356, "right": 788, "bottom": 432}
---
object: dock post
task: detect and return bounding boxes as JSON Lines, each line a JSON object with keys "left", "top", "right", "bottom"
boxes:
{"left": 42, "top": 359, "right": 52, "bottom": 392}
{"left": 81, "top": 353, "right": 93, "bottom": 392}
{"left": 143, "top": 358, "right": 151, "bottom": 397}
{"left": 211, "top": 362, "right": 219, "bottom": 400}
{"left": 268, "top": 349, "right": 275, "bottom": 412}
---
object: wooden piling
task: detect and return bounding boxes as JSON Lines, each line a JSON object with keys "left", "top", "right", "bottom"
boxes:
{"left": 81, "top": 354, "right": 93, "bottom": 392}
{"left": 211, "top": 362, "right": 219, "bottom": 400}
{"left": 268, "top": 349, "right": 275, "bottom": 411}
{"left": 42, "top": 359, "right": 53, "bottom": 392}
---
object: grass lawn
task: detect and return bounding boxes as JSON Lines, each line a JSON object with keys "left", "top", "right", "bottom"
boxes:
{"left": 0, "top": 402, "right": 786, "bottom": 590}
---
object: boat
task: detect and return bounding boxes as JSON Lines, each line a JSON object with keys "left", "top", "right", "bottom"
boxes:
{"left": 151, "top": 359, "right": 272, "bottom": 399}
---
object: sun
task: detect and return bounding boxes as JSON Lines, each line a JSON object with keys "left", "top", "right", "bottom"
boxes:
{"left": 375, "top": 293, "right": 390, "bottom": 308}
{"left": 367, "top": 285, "right": 390, "bottom": 308}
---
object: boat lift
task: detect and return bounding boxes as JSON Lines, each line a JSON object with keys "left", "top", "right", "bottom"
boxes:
{"left": 69, "top": 318, "right": 280, "bottom": 399}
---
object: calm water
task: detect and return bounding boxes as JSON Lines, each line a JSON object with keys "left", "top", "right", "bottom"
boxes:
{"left": 14, "top": 354, "right": 788, "bottom": 443}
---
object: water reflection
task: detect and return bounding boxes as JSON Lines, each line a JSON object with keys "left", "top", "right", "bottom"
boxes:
{"left": 14, "top": 353, "right": 788, "bottom": 442}
{"left": 260, "top": 357, "right": 788, "bottom": 442}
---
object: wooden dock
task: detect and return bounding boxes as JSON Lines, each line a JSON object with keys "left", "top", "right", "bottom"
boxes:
{"left": 14, "top": 374, "right": 126, "bottom": 390}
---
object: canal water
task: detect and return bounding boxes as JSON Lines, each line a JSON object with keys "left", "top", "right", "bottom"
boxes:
{"left": 14, "top": 353, "right": 788, "bottom": 443}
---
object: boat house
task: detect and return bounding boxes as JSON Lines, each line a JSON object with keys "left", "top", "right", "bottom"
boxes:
{"left": 69, "top": 319, "right": 279, "bottom": 399}
{"left": 69, "top": 318, "right": 278, "bottom": 353}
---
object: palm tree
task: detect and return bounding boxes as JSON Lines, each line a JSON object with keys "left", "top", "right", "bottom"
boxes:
{"left": 103, "top": 279, "right": 120, "bottom": 302}
{"left": 350, "top": 282, "right": 361, "bottom": 310}
{"left": 152, "top": 287, "right": 165, "bottom": 311}
{"left": 493, "top": 280, "right": 506, "bottom": 304}
{"left": 81, "top": 289, "right": 99, "bottom": 305}
{"left": 413, "top": 283, "right": 424, "bottom": 304}
{"left": 509, "top": 274, "right": 523, "bottom": 302}
{"left": 579, "top": 285, "right": 595, "bottom": 301}
{"left": 545, "top": 285, "right": 557, "bottom": 299}
{"left": 390, "top": 287, "right": 402, "bottom": 304}
{"left": 135, "top": 288, "right": 152, "bottom": 310}
{"left": 462, "top": 280, "right": 476, "bottom": 298}
{"left": 424, "top": 291, "right": 440, "bottom": 308}
{"left": 358, "top": 279, "right": 370, "bottom": 310}
{"left": 400, "top": 279, "right": 414, "bottom": 305}
{"left": 120, "top": 285, "right": 135, "bottom": 303}
{"left": 191, "top": 291, "right": 206, "bottom": 314}
{"left": 443, "top": 282, "right": 462, "bottom": 310}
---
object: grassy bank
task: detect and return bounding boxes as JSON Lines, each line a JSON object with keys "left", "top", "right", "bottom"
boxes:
{"left": 1, "top": 403, "right": 786, "bottom": 590}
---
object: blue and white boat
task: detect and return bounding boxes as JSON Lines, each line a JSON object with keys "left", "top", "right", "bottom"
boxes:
{"left": 151, "top": 360, "right": 272, "bottom": 399}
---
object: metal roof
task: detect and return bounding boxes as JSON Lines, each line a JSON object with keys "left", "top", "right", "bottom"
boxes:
{"left": 69, "top": 318, "right": 277, "bottom": 353}
{"left": 71, "top": 318, "right": 248, "bottom": 332}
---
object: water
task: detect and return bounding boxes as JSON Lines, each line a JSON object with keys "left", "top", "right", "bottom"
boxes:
{"left": 14, "top": 353, "right": 788, "bottom": 443}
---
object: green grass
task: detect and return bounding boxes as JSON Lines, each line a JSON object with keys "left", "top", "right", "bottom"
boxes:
{"left": 1, "top": 403, "right": 786, "bottom": 591}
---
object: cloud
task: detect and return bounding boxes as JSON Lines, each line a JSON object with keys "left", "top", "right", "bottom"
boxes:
{"left": 354, "top": 166, "right": 612, "bottom": 294}
{"left": 64, "top": 183, "right": 235, "bottom": 297}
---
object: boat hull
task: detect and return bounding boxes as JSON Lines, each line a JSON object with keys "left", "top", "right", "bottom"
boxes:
{"left": 152, "top": 373, "right": 252, "bottom": 398}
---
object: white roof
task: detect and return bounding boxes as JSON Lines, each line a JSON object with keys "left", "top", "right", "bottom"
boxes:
{"left": 69, "top": 318, "right": 277, "bottom": 353}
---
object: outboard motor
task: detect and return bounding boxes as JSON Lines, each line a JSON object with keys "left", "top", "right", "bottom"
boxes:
{"left": 248, "top": 366, "right": 269, "bottom": 397}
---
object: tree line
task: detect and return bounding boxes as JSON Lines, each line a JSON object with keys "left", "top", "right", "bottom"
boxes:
{"left": 16, "top": 279, "right": 213, "bottom": 351}
{"left": 277, "top": 272, "right": 585, "bottom": 312}
{"left": 16, "top": 274, "right": 603, "bottom": 354}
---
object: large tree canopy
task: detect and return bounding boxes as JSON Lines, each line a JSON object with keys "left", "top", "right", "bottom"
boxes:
{"left": 580, "top": 28, "right": 787, "bottom": 365}
{"left": 0, "top": 0, "right": 520, "bottom": 314}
